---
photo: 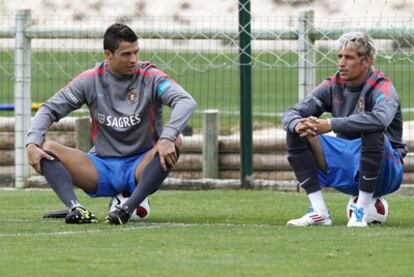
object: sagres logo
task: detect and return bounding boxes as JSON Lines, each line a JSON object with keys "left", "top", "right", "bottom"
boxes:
{"left": 95, "top": 112, "right": 141, "bottom": 128}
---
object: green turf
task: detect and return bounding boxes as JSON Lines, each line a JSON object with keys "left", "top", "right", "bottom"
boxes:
{"left": 0, "top": 189, "right": 413, "bottom": 276}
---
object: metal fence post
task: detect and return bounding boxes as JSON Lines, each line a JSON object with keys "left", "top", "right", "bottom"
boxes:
{"left": 298, "top": 10, "right": 315, "bottom": 100}
{"left": 14, "top": 9, "right": 32, "bottom": 188}
{"left": 238, "top": 0, "right": 253, "bottom": 188}
{"left": 202, "top": 110, "right": 219, "bottom": 179}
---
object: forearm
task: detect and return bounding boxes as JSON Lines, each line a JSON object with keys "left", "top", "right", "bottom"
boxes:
{"left": 331, "top": 96, "right": 398, "bottom": 134}
{"left": 27, "top": 107, "right": 56, "bottom": 146}
{"left": 331, "top": 113, "right": 389, "bottom": 133}
{"left": 282, "top": 95, "right": 327, "bottom": 133}
{"left": 160, "top": 97, "right": 196, "bottom": 141}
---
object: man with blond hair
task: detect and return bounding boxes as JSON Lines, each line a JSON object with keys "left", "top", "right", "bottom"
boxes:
{"left": 282, "top": 32, "right": 406, "bottom": 227}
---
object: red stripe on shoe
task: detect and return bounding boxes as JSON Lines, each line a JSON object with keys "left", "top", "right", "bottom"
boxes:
{"left": 310, "top": 215, "right": 325, "bottom": 222}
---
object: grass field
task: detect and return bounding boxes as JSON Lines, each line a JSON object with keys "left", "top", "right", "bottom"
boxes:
{"left": 1, "top": 189, "right": 414, "bottom": 276}
{"left": 1, "top": 50, "right": 414, "bottom": 133}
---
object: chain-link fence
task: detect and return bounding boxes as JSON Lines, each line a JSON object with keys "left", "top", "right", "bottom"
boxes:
{"left": 1, "top": 2, "right": 414, "bottom": 187}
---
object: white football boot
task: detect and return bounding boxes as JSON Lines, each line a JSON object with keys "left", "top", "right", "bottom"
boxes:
{"left": 287, "top": 208, "right": 332, "bottom": 227}
{"left": 347, "top": 204, "right": 368, "bottom": 228}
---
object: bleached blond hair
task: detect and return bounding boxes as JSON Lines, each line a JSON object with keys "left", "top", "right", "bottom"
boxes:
{"left": 337, "top": 32, "right": 376, "bottom": 62}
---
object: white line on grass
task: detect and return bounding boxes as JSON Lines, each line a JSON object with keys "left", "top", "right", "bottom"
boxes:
{"left": 0, "top": 225, "right": 163, "bottom": 238}
{"left": 0, "top": 218, "right": 41, "bottom": 222}
{"left": 0, "top": 222, "right": 274, "bottom": 238}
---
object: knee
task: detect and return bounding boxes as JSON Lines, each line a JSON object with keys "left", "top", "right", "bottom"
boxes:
{"left": 42, "top": 140, "right": 64, "bottom": 160}
{"left": 361, "top": 132, "right": 385, "bottom": 153}
{"left": 286, "top": 131, "right": 310, "bottom": 152}
{"left": 42, "top": 140, "right": 58, "bottom": 152}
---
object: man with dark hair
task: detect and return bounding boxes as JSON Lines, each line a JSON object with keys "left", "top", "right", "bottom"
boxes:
{"left": 26, "top": 23, "right": 197, "bottom": 225}
{"left": 103, "top": 23, "right": 138, "bottom": 53}
{"left": 282, "top": 32, "right": 406, "bottom": 227}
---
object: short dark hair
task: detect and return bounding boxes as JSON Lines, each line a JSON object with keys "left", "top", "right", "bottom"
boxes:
{"left": 103, "top": 23, "right": 138, "bottom": 53}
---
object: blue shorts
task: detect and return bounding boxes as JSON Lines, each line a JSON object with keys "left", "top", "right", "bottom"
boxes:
{"left": 86, "top": 152, "right": 148, "bottom": 197}
{"left": 317, "top": 135, "right": 403, "bottom": 197}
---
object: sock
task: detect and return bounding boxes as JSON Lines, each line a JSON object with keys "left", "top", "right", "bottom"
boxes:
{"left": 307, "top": 190, "right": 329, "bottom": 216}
{"left": 68, "top": 200, "right": 82, "bottom": 210}
{"left": 356, "top": 190, "right": 374, "bottom": 211}
{"left": 40, "top": 151, "right": 80, "bottom": 210}
{"left": 122, "top": 153, "right": 176, "bottom": 215}
{"left": 359, "top": 132, "right": 385, "bottom": 193}
{"left": 286, "top": 132, "right": 321, "bottom": 194}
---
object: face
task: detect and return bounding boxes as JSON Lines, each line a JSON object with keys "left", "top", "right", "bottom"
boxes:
{"left": 337, "top": 46, "right": 372, "bottom": 87}
{"left": 105, "top": 41, "right": 139, "bottom": 76}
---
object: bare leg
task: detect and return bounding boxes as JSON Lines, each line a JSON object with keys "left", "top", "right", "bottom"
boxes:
{"left": 43, "top": 140, "right": 99, "bottom": 193}
{"left": 133, "top": 147, "right": 157, "bottom": 184}
{"left": 39, "top": 140, "right": 99, "bottom": 223}
{"left": 107, "top": 137, "right": 183, "bottom": 224}
{"left": 307, "top": 136, "right": 328, "bottom": 175}
{"left": 119, "top": 137, "right": 182, "bottom": 216}
{"left": 133, "top": 135, "right": 182, "bottom": 183}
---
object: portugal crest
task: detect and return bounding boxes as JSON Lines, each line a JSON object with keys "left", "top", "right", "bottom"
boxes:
{"left": 127, "top": 87, "right": 138, "bottom": 105}
{"left": 358, "top": 96, "right": 365, "bottom": 112}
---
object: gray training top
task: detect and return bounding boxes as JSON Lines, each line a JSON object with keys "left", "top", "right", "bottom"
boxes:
{"left": 282, "top": 68, "right": 407, "bottom": 159}
{"left": 27, "top": 61, "right": 197, "bottom": 157}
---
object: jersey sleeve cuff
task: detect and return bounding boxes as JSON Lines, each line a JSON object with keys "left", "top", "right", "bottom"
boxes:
{"left": 26, "top": 135, "right": 45, "bottom": 148}
{"left": 160, "top": 126, "right": 179, "bottom": 142}
{"left": 288, "top": 119, "right": 301, "bottom": 133}
{"left": 330, "top": 118, "right": 344, "bottom": 133}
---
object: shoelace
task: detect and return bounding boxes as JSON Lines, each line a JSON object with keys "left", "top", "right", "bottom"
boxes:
{"left": 351, "top": 204, "right": 364, "bottom": 222}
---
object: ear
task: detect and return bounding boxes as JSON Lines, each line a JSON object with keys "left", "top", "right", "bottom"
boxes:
{"left": 104, "top": 49, "right": 113, "bottom": 61}
{"left": 364, "top": 56, "right": 373, "bottom": 67}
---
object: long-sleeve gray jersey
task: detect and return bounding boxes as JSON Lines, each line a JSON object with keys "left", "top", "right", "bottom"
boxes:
{"left": 28, "top": 61, "right": 197, "bottom": 157}
{"left": 282, "top": 68, "right": 408, "bottom": 159}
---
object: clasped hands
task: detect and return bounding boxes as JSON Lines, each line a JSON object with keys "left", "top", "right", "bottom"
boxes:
{"left": 294, "top": 116, "right": 332, "bottom": 138}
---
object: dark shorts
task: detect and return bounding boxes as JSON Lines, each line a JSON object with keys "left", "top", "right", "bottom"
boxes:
{"left": 86, "top": 151, "right": 148, "bottom": 197}
{"left": 317, "top": 134, "right": 403, "bottom": 197}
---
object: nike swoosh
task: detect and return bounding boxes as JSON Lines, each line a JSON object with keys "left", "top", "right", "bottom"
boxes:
{"left": 298, "top": 177, "right": 311, "bottom": 186}
{"left": 115, "top": 196, "right": 121, "bottom": 206}
{"left": 362, "top": 175, "right": 378, "bottom": 181}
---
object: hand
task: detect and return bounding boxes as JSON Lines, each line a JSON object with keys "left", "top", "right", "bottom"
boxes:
{"left": 154, "top": 138, "right": 177, "bottom": 171}
{"left": 294, "top": 116, "right": 319, "bottom": 138}
{"left": 26, "top": 144, "right": 54, "bottom": 174}
{"left": 315, "top": 119, "right": 332, "bottom": 135}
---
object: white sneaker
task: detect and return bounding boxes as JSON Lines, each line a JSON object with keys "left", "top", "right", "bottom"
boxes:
{"left": 287, "top": 208, "right": 332, "bottom": 227}
{"left": 347, "top": 204, "right": 368, "bottom": 228}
